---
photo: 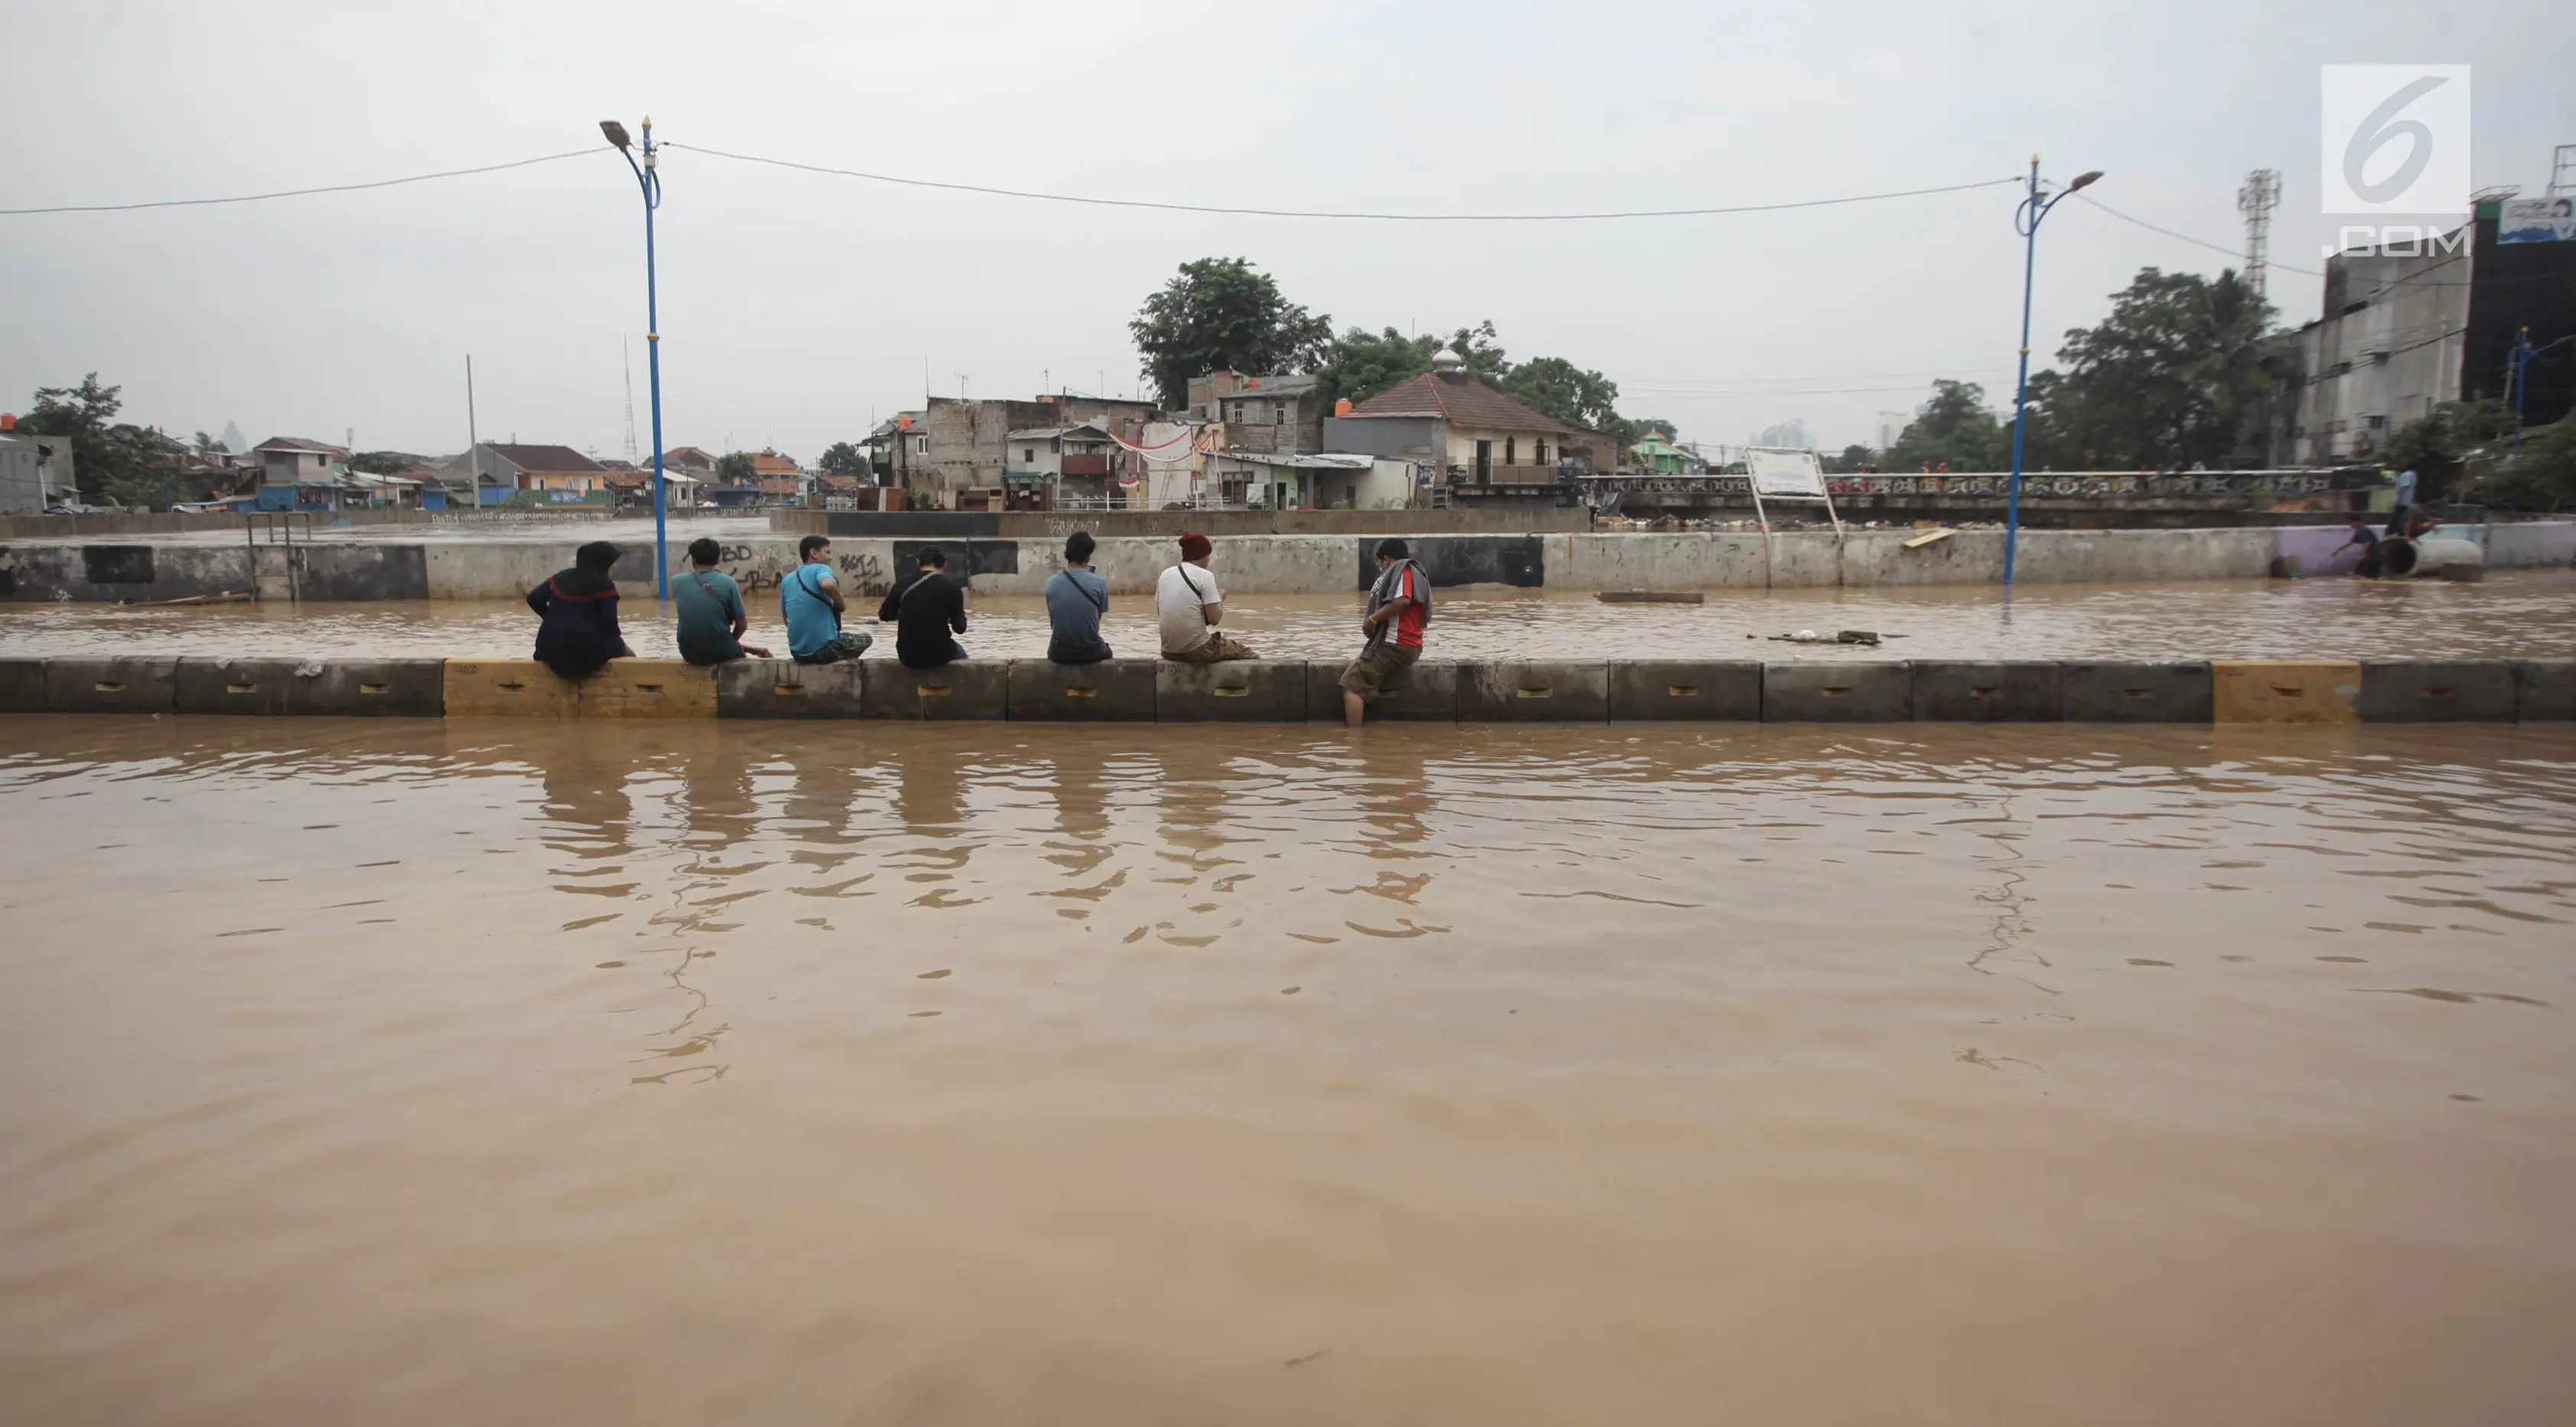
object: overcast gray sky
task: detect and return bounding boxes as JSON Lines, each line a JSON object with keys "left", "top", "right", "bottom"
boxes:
{"left": 4, "top": 1, "right": 2569, "bottom": 460}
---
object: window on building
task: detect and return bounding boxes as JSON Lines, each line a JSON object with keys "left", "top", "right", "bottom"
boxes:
{"left": 1025, "top": 448, "right": 1035, "bottom": 462}
{"left": 1536, "top": 441, "right": 1549, "bottom": 465}
{"left": 914, "top": 436, "right": 929, "bottom": 455}
{"left": 1276, "top": 404, "right": 1289, "bottom": 426}
{"left": 1229, "top": 402, "right": 1244, "bottom": 423}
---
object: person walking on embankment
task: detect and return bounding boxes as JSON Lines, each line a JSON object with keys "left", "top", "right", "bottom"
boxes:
{"left": 675, "top": 537, "right": 771, "bottom": 666}
{"left": 878, "top": 544, "right": 969, "bottom": 669}
{"left": 780, "top": 535, "right": 872, "bottom": 665}
{"left": 527, "top": 540, "right": 635, "bottom": 680}
{"left": 1339, "top": 538, "right": 1430, "bottom": 729}
{"left": 1158, "top": 533, "right": 1254, "bottom": 665}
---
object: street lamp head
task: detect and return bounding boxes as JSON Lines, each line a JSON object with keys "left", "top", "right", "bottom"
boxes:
{"left": 600, "top": 120, "right": 632, "bottom": 150}
{"left": 2068, "top": 170, "right": 2104, "bottom": 193}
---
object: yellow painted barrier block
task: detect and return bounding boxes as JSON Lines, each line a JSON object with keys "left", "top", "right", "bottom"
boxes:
{"left": 2212, "top": 660, "right": 2361, "bottom": 723}
{"left": 443, "top": 659, "right": 578, "bottom": 717}
{"left": 577, "top": 659, "right": 718, "bottom": 719}
{"left": 442, "top": 659, "right": 716, "bottom": 719}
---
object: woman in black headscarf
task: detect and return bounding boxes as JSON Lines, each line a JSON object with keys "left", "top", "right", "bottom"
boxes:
{"left": 527, "top": 540, "right": 635, "bottom": 679}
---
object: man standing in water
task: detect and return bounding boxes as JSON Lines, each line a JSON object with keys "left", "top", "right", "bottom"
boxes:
{"left": 1339, "top": 538, "right": 1430, "bottom": 728}
{"left": 780, "top": 535, "right": 872, "bottom": 665}
{"left": 2331, "top": 514, "right": 2385, "bottom": 579}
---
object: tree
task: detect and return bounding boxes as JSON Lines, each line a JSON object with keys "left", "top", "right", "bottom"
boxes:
{"left": 1882, "top": 380, "right": 2006, "bottom": 472}
{"left": 1826, "top": 444, "right": 1876, "bottom": 474}
{"left": 1129, "top": 257, "right": 1332, "bottom": 408}
{"left": 191, "top": 430, "right": 225, "bottom": 458}
{"left": 23, "top": 374, "right": 183, "bottom": 508}
{"left": 817, "top": 441, "right": 869, "bottom": 478}
{"left": 347, "top": 451, "right": 410, "bottom": 476}
{"left": 1500, "top": 354, "right": 1624, "bottom": 433}
{"left": 2463, "top": 417, "right": 2576, "bottom": 511}
{"left": 1313, "top": 326, "right": 1440, "bottom": 406}
{"left": 2038, "top": 267, "right": 2287, "bottom": 469}
{"left": 714, "top": 451, "right": 756, "bottom": 484}
{"left": 2382, "top": 399, "right": 2514, "bottom": 501}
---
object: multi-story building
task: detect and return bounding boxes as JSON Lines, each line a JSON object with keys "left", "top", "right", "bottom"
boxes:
{"left": 1186, "top": 371, "right": 1326, "bottom": 457}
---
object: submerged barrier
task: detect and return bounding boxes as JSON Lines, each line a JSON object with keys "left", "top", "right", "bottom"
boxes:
{"left": 1, "top": 655, "right": 2569, "bottom": 724}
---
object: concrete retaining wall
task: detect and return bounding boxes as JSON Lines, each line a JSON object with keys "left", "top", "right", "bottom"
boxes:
{"left": 8, "top": 519, "right": 2572, "bottom": 602}
{"left": 6, "top": 656, "right": 2576, "bottom": 725}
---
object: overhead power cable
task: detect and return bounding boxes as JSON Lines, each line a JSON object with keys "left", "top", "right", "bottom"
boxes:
{"left": 662, "top": 141, "right": 2022, "bottom": 220}
{"left": 0, "top": 149, "right": 600, "bottom": 216}
{"left": 2068, "top": 192, "right": 2326, "bottom": 279}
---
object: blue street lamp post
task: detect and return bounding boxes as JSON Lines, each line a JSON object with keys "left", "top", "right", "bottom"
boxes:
{"left": 2004, "top": 156, "right": 2100, "bottom": 589}
{"left": 602, "top": 118, "right": 669, "bottom": 599}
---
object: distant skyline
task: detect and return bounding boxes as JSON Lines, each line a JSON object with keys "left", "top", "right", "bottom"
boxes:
{"left": 5, "top": 1, "right": 2569, "bottom": 458}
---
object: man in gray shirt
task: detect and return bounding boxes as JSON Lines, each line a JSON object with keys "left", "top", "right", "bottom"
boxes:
{"left": 1044, "top": 530, "right": 1113, "bottom": 664}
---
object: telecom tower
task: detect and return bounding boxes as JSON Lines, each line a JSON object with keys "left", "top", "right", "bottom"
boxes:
{"left": 621, "top": 338, "right": 640, "bottom": 465}
{"left": 2237, "top": 168, "right": 2281, "bottom": 299}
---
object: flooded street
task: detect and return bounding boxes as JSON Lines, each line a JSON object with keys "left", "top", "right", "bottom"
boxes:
{"left": 5, "top": 569, "right": 2574, "bottom": 662}
{"left": 2, "top": 717, "right": 2571, "bottom": 1424}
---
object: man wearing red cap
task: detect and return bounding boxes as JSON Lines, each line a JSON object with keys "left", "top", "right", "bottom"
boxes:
{"left": 1157, "top": 532, "right": 1256, "bottom": 665}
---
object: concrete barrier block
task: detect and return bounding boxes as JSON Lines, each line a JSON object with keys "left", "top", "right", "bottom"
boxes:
{"left": 39, "top": 657, "right": 178, "bottom": 714}
{"left": 1157, "top": 660, "right": 1308, "bottom": 722}
{"left": 717, "top": 658, "right": 866, "bottom": 719}
{"left": 2358, "top": 661, "right": 2517, "bottom": 722}
{"left": 1305, "top": 658, "right": 1459, "bottom": 721}
{"left": 1008, "top": 658, "right": 1158, "bottom": 721}
{"left": 176, "top": 658, "right": 444, "bottom": 717}
{"left": 1456, "top": 661, "right": 1610, "bottom": 722}
{"left": 444, "top": 660, "right": 580, "bottom": 717}
{"left": 860, "top": 661, "right": 1009, "bottom": 720}
{"left": 2509, "top": 658, "right": 2574, "bottom": 721}
{"left": 1607, "top": 661, "right": 1763, "bottom": 721}
{"left": 1761, "top": 661, "right": 1910, "bottom": 722}
{"left": 444, "top": 659, "right": 715, "bottom": 718}
{"left": 572, "top": 660, "right": 718, "bottom": 719}
{"left": 2212, "top": 661, "right": 2361, "bottom": 723}
{"left": 1911, "top": 661, "right": 2063, "bottom": 722}
{"left": 0, "top": 658, "right": 44, "bottom": 713}
{"left": 2061, "top": 662, "right": 2213, "bottom": 723}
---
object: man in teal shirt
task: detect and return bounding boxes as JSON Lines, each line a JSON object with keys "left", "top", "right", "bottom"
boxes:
{"left": 675, "top": 537, "right": 771, "bottom": 666}
{"left": 781, "top": 534, "right": 873, "bottom": 665}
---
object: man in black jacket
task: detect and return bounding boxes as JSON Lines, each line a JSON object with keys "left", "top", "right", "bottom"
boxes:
{"left": 878, "top": 545, "right": 969, "bottom": 668}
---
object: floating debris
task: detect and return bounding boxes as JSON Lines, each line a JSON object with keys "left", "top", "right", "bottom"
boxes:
{"left": 1596, "top": 589, "right": 1705, "bottom": 605}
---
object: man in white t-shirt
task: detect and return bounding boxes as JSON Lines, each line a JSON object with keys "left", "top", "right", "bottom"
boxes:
{"left": 1156, "top": 532, "right": 1257, "bottom": 664}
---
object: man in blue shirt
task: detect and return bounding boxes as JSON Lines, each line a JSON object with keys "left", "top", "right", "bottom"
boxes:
{"left": 780, "top": 534, "right": 873, "bottom": 664}
{"left": 675, "top": 537, "right": 770, "bottom": 666}
{"left": 1044, "top": 529, "right": 1113, "bottom": 664}
{"left": 2332, "top": 513, "right": 2385, "bottom": 578}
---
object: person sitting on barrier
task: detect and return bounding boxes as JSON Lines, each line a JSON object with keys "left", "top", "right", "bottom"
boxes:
{"left": 526, "top": 539, "right": 635, "bottom": 680}
{"left": 878, "top": 544, "right": 969, "bottom": 668}
{"left": 1339, "top": 538, "right": 1431, "bottom": 728}
{"left": 1158, "top": 532, "right": 1254, "bottom": 665}
{"left": 2332, "top": 514, "right": 2385, "bottom": 579}
{"left": 781, "top": 535, "right": 873, "bottom": 665}
{"left": 1045, "top": 529, "right": 1113, "bottom": 665}
{"left": 676, "top": 537, "right": 772, "bottom": 666}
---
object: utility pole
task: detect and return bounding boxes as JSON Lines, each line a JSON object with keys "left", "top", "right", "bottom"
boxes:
{"left": 466, "top": 354, "right": 481, "bottom": 505}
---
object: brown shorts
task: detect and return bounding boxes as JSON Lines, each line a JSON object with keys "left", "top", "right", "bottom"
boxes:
{"left": 1339, "top": 641, "right": 1420, "bottom": 697}
{"left": 1163, "top": 631, "right": 1257, "bottom": 665}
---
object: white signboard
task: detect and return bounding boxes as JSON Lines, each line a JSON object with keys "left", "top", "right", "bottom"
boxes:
{"left": 1746, "top": 448, "right": 1828, "bottom": 498}
{"left": 2499, "top": 197, "right": 2575, "bottom": 244}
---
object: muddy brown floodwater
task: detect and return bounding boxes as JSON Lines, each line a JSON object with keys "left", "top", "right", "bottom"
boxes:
{"left": 2, "top": 717, "right": 2573, "bottom": 1425}
{"left": 5, "top": 570, "right": 2574, "bottom": 662}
